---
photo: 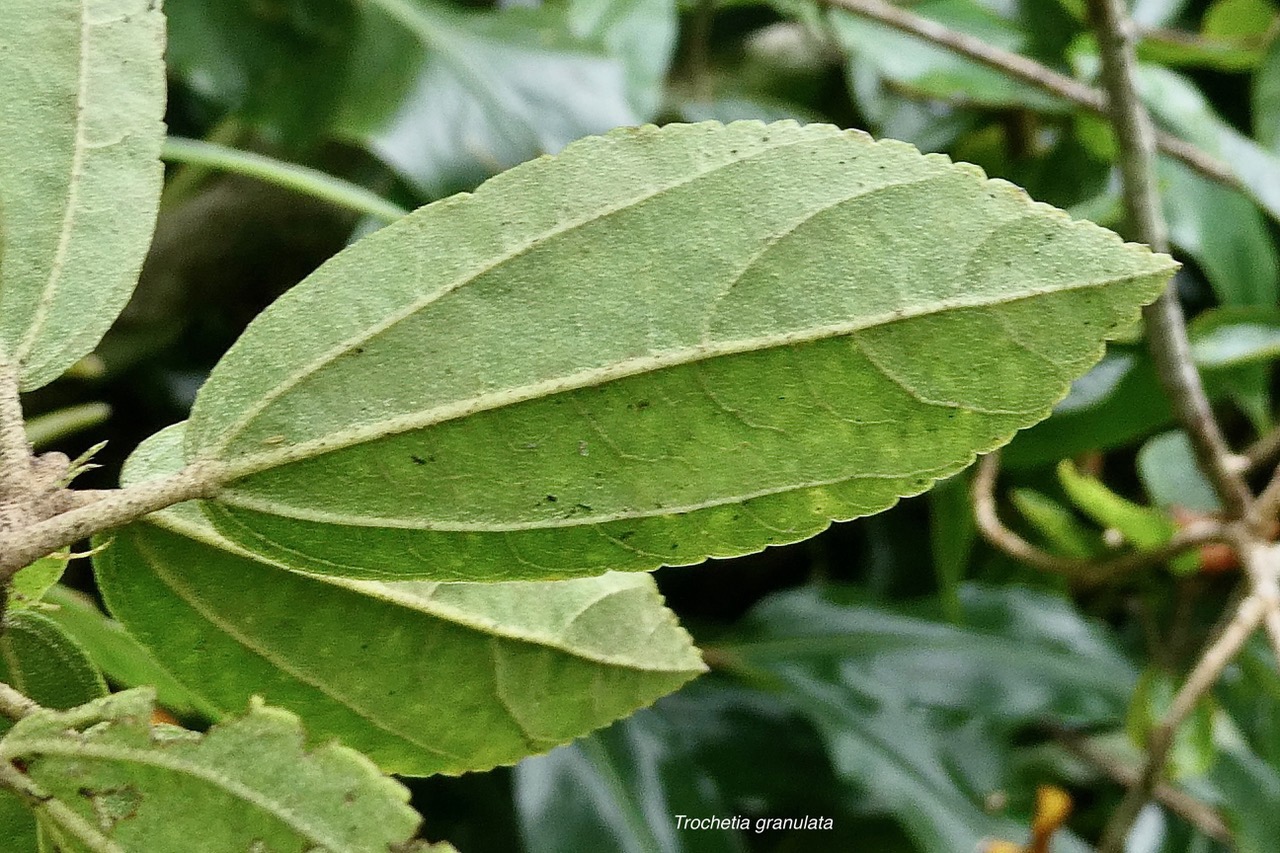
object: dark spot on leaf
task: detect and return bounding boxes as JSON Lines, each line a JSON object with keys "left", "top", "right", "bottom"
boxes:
{"left": 618, "top": 530, "right": 635, "bottom": 540}
{"left": 546, "top": 495, "right": 558, "bottom": 503}
{"left": 411, "top": 456, "right": 427, "bottom": 465}
{"left": 635, "top": 400, "right": 651, "bottom": 410}
{"left": 576, "top": 503, "right": 593, "bottom": 512}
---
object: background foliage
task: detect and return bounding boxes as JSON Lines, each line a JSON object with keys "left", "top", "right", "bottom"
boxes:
{"left": 12, "top": 0, "right": 1280, "bottom": 849}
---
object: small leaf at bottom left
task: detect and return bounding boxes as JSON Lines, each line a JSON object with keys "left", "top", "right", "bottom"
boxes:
{"left": 0, "top": 688, "right": 424, "bottom": 853}
{"left": 0, "top": 608, "right": 106, "bottom": 851}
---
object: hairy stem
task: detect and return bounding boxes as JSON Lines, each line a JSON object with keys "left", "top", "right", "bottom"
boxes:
{"left": 818, "top": 0, "right": 1243, "bottom": 199}
{"left": 162, "top": 138, "right": 409, "bottom": 224}
{"left": 0, "top": 680, "right": 39, "bottom": 722}
{"left": 0, "top": 464, "right": 217, "bottom": 579}
{"left": 0, "top": 759, "right": 124, "bottom": 853}
{"left": 0, "top": 362, "right": 31, "bottom": 504}
{"left": 972, "top": 453, "right": 1224, "bottom": 584}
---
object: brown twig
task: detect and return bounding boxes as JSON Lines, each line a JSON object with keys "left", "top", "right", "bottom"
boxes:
{"left": 1086, "top": 0, "right": 1251, "bottom": 518}
{"left": 0, "top": 680, "right": 38, "bottom": 722}
{"left": 1098, "top": 593, "right": 1266, "bottom": 851}
{"left": 972, "top": 454, "right": 1224, "bottom": 585}
{"left": 1054, "top": 729, "right": 1231, "bottom": 843}
{"left": 0, "top": 464, "right": 217, "bottom": 579}
{"left": 816, "top": 0, "right": 1243, "bottom": 197}
{"left": 0, "top": 362, "right": 31, "bottom": 505}
{"left": 1244, "top": 427, "right": 1280, "bottom": 475}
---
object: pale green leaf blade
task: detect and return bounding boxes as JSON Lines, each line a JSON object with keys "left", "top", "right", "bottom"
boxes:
{"left": 186, "top": 120, "right": 1176, "bottom": 581}
{"left": 0, "top": 689, "right": 423, "bottom": 853}
{"left": 0, "top": 0, "right": 166, "bottom": 390}
{"left": 95, "top": 424, "right": 704, "bottom": 776}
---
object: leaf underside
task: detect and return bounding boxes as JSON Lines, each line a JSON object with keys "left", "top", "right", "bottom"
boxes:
{"left": 0, "top": 0, "right": 165, "bottom": 390}
{"left": 184, "top": 120, "right": 1176, "bottom": 581}
{"left": 95, "top": 425, "right": 705, "bottom": 776}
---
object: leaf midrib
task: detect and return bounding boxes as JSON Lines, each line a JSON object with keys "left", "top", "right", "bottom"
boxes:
{"left": 209, "top": 265, "right": 1158, "bottom": 486}
{"left": 0, "top": 737, "right": 360, "bottom": 847}
{"left": 200, "top": 133, "right": 824, "bottom": 458}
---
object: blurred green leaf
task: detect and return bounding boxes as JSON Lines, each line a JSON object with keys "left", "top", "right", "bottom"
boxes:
{"left": 1127, "top": 669, "right": 1218, "bottom": 780}
{"left": 339, "top": 0, "right": 636, "bottom": 197}
{"left": 1011, "top": 488, "right": 1103, "bottom": 558}
{"left": 0, "top": 689, "right": 424, "bottom": 853}
{"left": 166, "top": 0, "right": 358, "bottom": 144}
{"left": 1190, "top": 306, "right": 1280, "bottom": 368}
{"left": 1160, "top": 159, "right": 1279, "bottom": 308}
{"left": 1210, "top": 748, "right": 1280, "bottom": 852}
{"left": 96, "top": 424, "right": 705, "bottom": 777}
{"left": 718, "top": 584, "right": 1136, "bottom": 728}
{"left": 1057, "top": 460, "right": 1179, "bottom": 550}
{"left": 564, "top": 0, "right": 678, "bottom": 118}
{"left": 1138, "top": 431, "right": 1222, "bottom": 513}
{"left": 515, "top": 700, "right": 748, "bottom": 853}
{"left": 1254, "top": 37, "right": 1280, "bottom": 149}
{"left": 929, "top": 474, "right": 975, "bottom": 623}
{"left": 23, "top": 403, "right": 112, "bottom": 451}
{"left": 1138, "top": 63, "right": 1280, "bottom": 225}
{"left": 1202, "top": 0, "right": 1278, "bottom": 41}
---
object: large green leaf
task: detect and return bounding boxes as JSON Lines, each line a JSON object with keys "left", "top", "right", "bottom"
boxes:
{"left": 95, "top": 424, "right": 704, "bottom": 776}
{"left": 340, "top": 0, "right": 636, "bottom": 197}
{"left": 0, "top": 0, "right": 165, "bottom": 390}
{"left": 185, "top": 120, "right": 1175, "bottom": 581}
{"left": 0, "top": 689, "right": 424, "bottom": 853}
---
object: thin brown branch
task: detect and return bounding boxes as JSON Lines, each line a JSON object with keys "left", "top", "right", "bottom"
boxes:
{"left": 1054, "top": 729, "right": 1231, "bottom": 843}
{"left": 1244, "top": 426, "right": 1280, "bottom": 475}
{"left": 816, "top": 0, "right": 1242, "bottom": 194}
{"left": 1086, "top": 0, "right": 1251, "bottom": 518}
{"left": 1098, "top": 592, "right": 1267, "bottom": 852}
{"left": 972, "top": 453, "right": 1224, "bottom": 585}
{"left": 0, "top": 464, "right": 217, "bottom": 579}
{"left": 0, "top": 680, "right": 39, "bottom": 722}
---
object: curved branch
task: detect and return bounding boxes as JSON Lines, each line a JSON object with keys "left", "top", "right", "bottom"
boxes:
{"left": 972, "top": 453, "right": 1224, "bottom": 585}
{"left": 816, "top": 0, "right": 1243, "bottom": 199}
